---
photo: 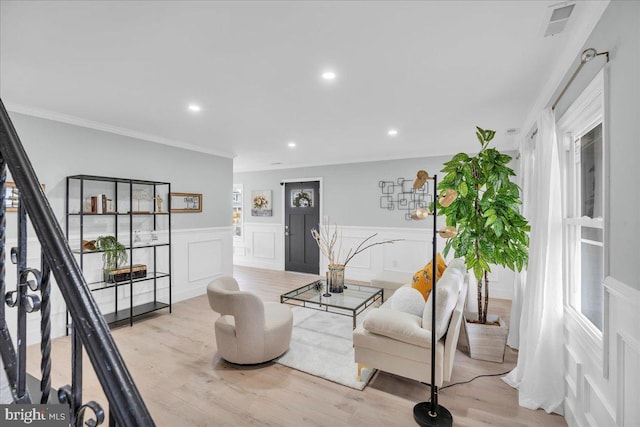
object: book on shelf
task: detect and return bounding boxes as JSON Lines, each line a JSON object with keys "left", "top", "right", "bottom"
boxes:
{"left": 85, "top": 194, "right": 114, "bottom": 213}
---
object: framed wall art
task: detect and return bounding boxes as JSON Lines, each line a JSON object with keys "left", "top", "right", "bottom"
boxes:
{"left": 170, "top": 192, "right": 202, "bottom": 213}
{"left": 251, "top": 190, "right": 272, "bottom": 216}
{"left": 5, "top": 182, "right": 46, "bottom": 212}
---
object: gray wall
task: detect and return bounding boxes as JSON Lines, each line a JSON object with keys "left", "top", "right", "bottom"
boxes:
{"left": 234, "top": 151, "right": 517, "bottom": 229}
{"left": 8, "top": 112, "right": 232, "bottom": 234}
{"left": 552, "top": 1, "right": 639, "bottom": 290}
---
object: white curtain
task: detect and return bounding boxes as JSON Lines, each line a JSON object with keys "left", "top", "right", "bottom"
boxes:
{"left": 503, "top": 107, "right": 565, "bottom": 414}
{"left": 507, "top": 132, "right": 535, "bottom": 349}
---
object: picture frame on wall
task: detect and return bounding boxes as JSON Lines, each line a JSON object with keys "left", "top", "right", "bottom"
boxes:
{"left": 5, "top": 182, "right": 46, "bottom": 212}
{"left": 170, "top": 192, "right": 202, "bottom": 213}
{"left": 251, "top": 190, "right": 272, "bottom": 216}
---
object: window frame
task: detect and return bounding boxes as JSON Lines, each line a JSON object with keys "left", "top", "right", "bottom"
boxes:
{"left": 557, "top": 69, "right": 607, "bottom": 342}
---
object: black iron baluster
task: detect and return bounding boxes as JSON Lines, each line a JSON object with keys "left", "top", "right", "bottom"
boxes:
{"left": 15, "top": 195, "right": 28, "bottom": 401}
{"left": 59, "top": 326, "right": 105, "bottom": 427}
{"left": 0, "top": 155, "right": 31, "bottom": 404}
{"left": 39, "top": 253, "right": 52, "bottom": 403}
{"left": 71, "top": 325, "right": 83, "bottom": 425}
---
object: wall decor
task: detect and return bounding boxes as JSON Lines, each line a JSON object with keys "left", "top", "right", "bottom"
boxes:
{"left": 378, "top": 178, "right": 429, "bottom": 220}
{"left": 251, "top": 190, "right": 272, "bottom": 216}
{"left": 290, "top": 188, "right": 314, "bottom": 208}
{"left": 5, "top": 182, "right": 46, "bottom": 212}
{"left": 170, "top": 192, "right": 202, "bottom": 213}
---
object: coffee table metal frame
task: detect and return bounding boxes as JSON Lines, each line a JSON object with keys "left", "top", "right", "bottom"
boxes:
{"left": 280, "top": 280, "right": 383, "bottom": 329}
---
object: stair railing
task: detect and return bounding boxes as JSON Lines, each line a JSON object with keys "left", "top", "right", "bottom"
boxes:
{"left": 0, "top": 98, "right": 155, "bottom": 426}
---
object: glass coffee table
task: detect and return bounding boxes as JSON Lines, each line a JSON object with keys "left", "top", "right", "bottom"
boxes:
{"left": 280, "top": 280, "right": 383, "bottom": 329}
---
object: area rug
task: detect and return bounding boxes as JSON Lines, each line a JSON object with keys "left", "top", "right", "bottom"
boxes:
{"left": 277, "top": 307, "right": 376, "bottom": 390}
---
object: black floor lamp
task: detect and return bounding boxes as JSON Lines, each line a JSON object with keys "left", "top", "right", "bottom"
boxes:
{"left": 409, "top": 170, "right": 457, "bottom": 427}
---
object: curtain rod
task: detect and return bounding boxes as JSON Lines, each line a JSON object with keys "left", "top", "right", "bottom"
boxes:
{"left": 551, "top": 48, "right": 609, "bottom": 111}
{"left": 526, "top": 48, "right": 609, "bottom": 142}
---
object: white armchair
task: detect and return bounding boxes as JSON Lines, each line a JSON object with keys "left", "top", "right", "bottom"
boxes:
{"left": 353, "top": 262, "right": 468, "bottom": 386}
{"left": 207, "top": 276, "right": 293, "bottom": 365}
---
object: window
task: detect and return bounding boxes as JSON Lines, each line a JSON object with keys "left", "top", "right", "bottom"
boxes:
{"left": 559, "top": 71, "right": 606, "bottom": 333}
{"left": 232, "top": 184, "right": 243, "bottom": 239}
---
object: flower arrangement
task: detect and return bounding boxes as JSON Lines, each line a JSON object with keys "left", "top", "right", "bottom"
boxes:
{"left": 253, "top": 195, "right": 269, "bottom": 209}
{"left": 292, "top": 191, "right": 312, "bottom": 207}
{"left": 311, "top": 218, "right": 401, "bottom": 267}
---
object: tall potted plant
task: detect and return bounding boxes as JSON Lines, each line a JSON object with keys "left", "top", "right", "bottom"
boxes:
{"left": 438, "top": 127, "right": 529, "bottom": 362}
{"left": 95, "top": 235, "right": 127, "bottom": 283}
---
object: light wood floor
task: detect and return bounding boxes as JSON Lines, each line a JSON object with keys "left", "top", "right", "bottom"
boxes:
{"left": 27, "top": 266, "right": 566, "bottom": 426}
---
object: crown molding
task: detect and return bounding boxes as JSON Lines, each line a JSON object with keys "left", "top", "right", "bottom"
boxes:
{"left": 5, "top": 102, "right": 236, "bottom": 160}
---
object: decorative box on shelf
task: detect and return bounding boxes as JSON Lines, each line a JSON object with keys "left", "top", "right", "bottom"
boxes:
{"left": 105, "top": 264, "right": 147, "bottom": 283}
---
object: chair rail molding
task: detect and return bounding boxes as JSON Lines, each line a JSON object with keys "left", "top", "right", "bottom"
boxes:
{"left": 233, "top": 224, "right": 515, "bottom": 300}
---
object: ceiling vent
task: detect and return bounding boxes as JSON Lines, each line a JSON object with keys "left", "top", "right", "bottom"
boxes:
{"left": 544, "top": 2, "right": 575, "bottom": 37}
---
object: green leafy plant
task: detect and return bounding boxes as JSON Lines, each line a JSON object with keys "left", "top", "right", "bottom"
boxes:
{"left": 438, "top": 127, "right": 530, "bottom": 324}
{"left": 94, "top": 235, "right": 127, "bottom": 273}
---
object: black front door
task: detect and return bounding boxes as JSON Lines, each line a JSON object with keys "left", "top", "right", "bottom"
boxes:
{"left": 284, "top": 181, "right": 320, "bottom": 274}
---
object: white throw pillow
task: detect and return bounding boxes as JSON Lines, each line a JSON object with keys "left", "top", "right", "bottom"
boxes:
{"left": 422, "top": 271, "right": 461, "bottom": 340}
{"left": 390, "top": 287, "right": 426, "bottom": 317}
{"left": 363, "top": 308, "right": 431, "bottom": 348}
{"left": 447, "top": 258, "right": 467, "bottom": 274}
{"left": 439, "top": 267, "right": 463, "bottom": 293}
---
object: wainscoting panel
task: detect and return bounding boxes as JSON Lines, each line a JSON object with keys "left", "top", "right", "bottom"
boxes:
{"left": 188, "top": 239, "right": 223, "bottom": 282}
{"left": 565, "top": 277, "right": 640, "bottom": 427}
{"left": 619, "top": 333, "right": 640, "bottom": 427}
{"left": 233, "top": 223, "right": 284, "bottom": 270}
{"left": 233, "top": 224, "right": 515, "bottom": 300}
{"left": 253, "top": 231, "right": 276, "bottom": 259}
{"left": 172, "top": 227, "right": 233, "bottom": 302}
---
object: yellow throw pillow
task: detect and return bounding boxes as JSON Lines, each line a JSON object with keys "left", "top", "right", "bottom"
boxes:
{"left": 411, "top": 253, "right": 447, "bottom": 300}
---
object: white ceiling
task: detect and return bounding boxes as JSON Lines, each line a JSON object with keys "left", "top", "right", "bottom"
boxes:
{"left": 0, "top": 1, "right": 608, "bottom": 172}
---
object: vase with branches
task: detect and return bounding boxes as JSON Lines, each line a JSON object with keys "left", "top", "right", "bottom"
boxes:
{"left": 438, "top": 127, "right": 530, "bottom": 325}
{"left": 311, "top": 218, "right": 401, "bottom": 292}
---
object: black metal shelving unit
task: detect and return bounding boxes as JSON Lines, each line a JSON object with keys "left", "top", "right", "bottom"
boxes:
{"left": 65, "top": 174, "right": 172, "bottom": 328}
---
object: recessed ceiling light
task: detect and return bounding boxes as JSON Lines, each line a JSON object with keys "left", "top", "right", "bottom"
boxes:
{"left": 322, "top": 71, "right": 336, "bottom": 81}
{"left": 387, "top": 129, "right": 398, "bottom": 136}
{"left": 288, "top": 142, "right": 296, "bottom": 148}
{"left": 188, "top": 104, "right": 201, "bottom": 112}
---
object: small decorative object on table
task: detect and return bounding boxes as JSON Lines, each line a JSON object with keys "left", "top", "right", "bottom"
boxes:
{"left": 311, "top": 218, "right": 401, "bottom": 294}
{"left": 311, "top": 280, "right": 324, "bottom": 292}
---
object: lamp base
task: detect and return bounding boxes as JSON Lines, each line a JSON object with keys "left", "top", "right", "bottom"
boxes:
{"left": 413, "top": 402, "right": 453, "bottom": 427}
